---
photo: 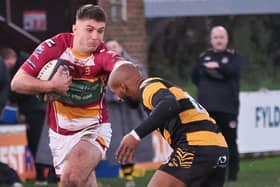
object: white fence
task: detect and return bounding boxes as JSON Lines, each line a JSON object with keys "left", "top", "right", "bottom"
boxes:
{"left": 238, "top": 90, "right": 280, "bottom": 153}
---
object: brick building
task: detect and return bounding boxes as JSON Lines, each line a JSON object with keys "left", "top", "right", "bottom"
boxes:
{"left": 100, "top": 0, "right": 147, "bottom": 64}
{"left": 0, "top": 0, "right": 147, "bottom": 65}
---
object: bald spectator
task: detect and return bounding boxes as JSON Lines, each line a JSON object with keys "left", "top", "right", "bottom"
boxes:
{"left": 191, "top": 26, "right": 243, "bottom": 182}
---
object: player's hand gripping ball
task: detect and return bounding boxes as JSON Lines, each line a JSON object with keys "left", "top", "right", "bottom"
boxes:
{"left": 36, "top": 59, "right": 70, "bottom": 102}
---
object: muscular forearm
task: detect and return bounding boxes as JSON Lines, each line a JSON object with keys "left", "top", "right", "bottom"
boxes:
{"left": 11, "top": 69, "right": 54, "bottom": 94}
{"left": 134, "top": 97, "right": 181, "bottom": 139}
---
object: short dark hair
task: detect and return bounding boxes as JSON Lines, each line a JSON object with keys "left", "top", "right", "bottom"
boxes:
{"left": 76, "top": 4, "right": 106, "bottom": 22}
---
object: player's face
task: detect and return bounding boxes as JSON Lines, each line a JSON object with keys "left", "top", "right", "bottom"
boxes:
{"left": 73, "top": 19, "right": 105, "bottom": 54}
{"left": 210, "top": 28, "right": 228, "bottom": 51}
{"left": 111, "top": 83, "right": 139, "bottom": 108}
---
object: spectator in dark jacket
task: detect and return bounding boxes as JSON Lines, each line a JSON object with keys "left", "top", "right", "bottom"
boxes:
{"left": 191, "top": 26, "right": 242, "bottom": 182}
{"left": 0, "top": 48, "right": 49, "bottom": 184}
{"left": 0, "top": 57, "right": 9, "bottom": 114}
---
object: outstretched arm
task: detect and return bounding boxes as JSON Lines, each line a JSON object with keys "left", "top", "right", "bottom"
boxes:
{"left": 116, "top": 89, "right": 181, "bottom": 164}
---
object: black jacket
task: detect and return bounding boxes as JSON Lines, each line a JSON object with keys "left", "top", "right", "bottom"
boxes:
{"left": 0, "top": 58, "right": 10, "bottom": 113}
{"left": 9, "top": 52, "right": 46, "bottom": 114}
{"left": 191, "top": 49, "right": 242, "bottom": 115}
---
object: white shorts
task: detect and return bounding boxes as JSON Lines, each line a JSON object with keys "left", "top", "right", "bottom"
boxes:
{"left": 49, "top": 123, "right": 112, "bottom": 175}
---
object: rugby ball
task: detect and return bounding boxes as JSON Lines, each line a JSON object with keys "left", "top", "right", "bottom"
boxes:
{"left": 36, "top": 59, "right": 70, "bottom": 102}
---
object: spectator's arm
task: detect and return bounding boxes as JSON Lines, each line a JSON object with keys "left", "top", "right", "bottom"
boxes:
{"left": 217, "top": 54, "right": 242, "bottom": 79}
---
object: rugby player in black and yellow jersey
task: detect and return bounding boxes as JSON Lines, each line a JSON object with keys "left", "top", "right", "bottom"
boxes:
{"left": 108, "top": 63, "right": 229, "bottom": 187}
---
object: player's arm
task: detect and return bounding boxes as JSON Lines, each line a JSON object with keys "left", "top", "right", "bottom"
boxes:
{"left": 11, "top": 34, "right": 71, "bottom": 95}
{"left": 217, "top": 54, "right": 242, "bottom": 79}
{"left": 116, "top": 88, "right": 180, "bottom": 163}
{"left": 97, "top": 49, "right": 132, "bottom": 73}
{"left": 11, "top": 67, "right": 71, "bottom": 95}
{"left": 11, "top": 69, "right": 53, "bottom": 94}
{"left": 133, "top": 89, "right": 181, "bottom": 139}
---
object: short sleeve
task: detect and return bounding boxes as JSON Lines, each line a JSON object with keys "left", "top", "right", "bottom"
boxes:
{"left": 142, "top": 82, "right": 167, "bottom": 110}
{"left": 21, "top": 33, "right": 70, "bottom": 77}
{"left": 95, "top": 51, "right": 124, "bottom": 73}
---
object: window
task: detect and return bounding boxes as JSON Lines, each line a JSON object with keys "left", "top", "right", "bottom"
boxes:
{"left": 109, "top": 0, "right": 127, "bottom": 22}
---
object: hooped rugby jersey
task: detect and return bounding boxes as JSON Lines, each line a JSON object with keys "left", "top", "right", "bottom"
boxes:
{"left": 21, "top": 33, "right": 123, "bottom": 135}
{"left": 139, "top": 77, "right": 227, "bottom": 148}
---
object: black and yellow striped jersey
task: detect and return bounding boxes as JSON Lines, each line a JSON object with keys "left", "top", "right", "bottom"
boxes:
{"left": 137, "top": 77, "right": 227, "bottom": 149}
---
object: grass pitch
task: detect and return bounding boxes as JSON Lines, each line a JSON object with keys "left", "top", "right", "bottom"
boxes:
{"left": 13, "top": 156, "right": 280, "bottom": 187}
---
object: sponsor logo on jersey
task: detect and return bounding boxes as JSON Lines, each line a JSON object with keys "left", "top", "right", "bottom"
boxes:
{"left": 35, "top": 45, "right": 44, "bottom": 54}
{"left": 84, "top": 66, "right": 91, "bottom": 75}
{"left": 27, "top": 59, "right": 36, "bottom": 69}
{"left": 45, "top": 39, "right": 55, "bottom": 47}
{"left": 214, "top": 155, "right": 228, "bottom": 168}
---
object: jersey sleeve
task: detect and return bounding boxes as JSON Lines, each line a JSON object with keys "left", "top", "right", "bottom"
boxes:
{"left": 95, "top": 51, "right": 124, "bottom": 73}
{"left": 21, "top": 33, "right": 70, "bottom": 77}
{"left": 135, "top": 82, "right": 181, "bottom": 139}
{"left": 141, "top": 82, "right": 167, "bottom": 110}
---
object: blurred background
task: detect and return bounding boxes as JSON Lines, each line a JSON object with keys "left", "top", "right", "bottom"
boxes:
{"left": 1, "top": 0, "right": 280, "bottom": 90}
{"left": 0, "top": 0, "right": 280, "bottom": 187}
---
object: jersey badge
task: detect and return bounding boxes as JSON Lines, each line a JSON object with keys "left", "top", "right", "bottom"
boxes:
{"left": 221, "top": 57, "right": 229, "bottom": 64}
{"left": 27, "top": 59, "right": 36, "bottom": 69}
{"left": 35, "top": 45, "right": 44, "bottom": 54}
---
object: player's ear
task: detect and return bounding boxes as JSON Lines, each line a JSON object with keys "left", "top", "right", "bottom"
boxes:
{"left": 120, "top": 82, "right": 128, "bottom": 94}
{"left": 72, "top": 24, "right": 77, "bottom": 33}
{"left": 119, "top": 82, "right": 125, "bottom": 91}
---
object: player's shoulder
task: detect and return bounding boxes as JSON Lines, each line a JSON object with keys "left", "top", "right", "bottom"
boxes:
{"left": 48, "top": 33, "right": 73, "bottom": 47}
{"left": 140, "top": 77, "right": 165, "bottom": 90}
{"left": 52, "top": 32, "right": 72, "bottom": 40}
{"left": 33, "top": 33, "right": 71, "bottom": 57}
{"left": 93, "top": 43, "right": 110, "bottom": 57}
{"left": 94, "top": 43, "right": 123, "bottom": 63}
{"left": 94, "top": 42, "right": 108, "bottom": 54}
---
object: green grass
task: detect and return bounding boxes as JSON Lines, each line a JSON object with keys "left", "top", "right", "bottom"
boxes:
{"left": 224, "top": 156, "right": 280, "bottom": 187}
{"left": 7, "top": 156, "right": 280, "bottom": 187}
{"left": 99, "top": 157, "right": 280, "bottom": 187}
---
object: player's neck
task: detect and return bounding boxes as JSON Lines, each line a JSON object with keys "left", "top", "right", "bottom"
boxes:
{"left": 136, "top": 78, "right": 144, "bottom": 91}
{"left": 71, "top": 48, "right": 91, "bottom": 59}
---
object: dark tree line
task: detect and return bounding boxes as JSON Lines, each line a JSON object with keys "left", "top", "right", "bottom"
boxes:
{"left": 146, "top": 15, "right": 280, "bottom": 90}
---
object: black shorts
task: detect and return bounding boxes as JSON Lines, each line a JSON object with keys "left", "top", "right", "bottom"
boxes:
{"left": 159, "top": 145, "right": 229, "bottom": 187}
